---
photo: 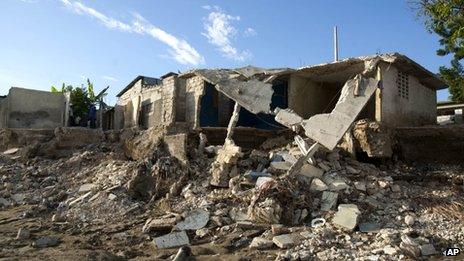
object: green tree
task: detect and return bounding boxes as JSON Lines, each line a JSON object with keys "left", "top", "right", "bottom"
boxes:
{"left": 51, "top": 79, "right": 107, "bottom": 120}
{"left": 415, "top": 0, "right": 464, "bottom": 101}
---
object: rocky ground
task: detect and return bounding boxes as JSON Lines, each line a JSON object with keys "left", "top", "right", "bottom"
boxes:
{"left": 0, "top": 132, "right": 463, "bottom": 260}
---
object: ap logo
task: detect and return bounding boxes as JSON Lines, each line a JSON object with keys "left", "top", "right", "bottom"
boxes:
{"left": 443, "top": 248, "right": 461, "bottom": 257}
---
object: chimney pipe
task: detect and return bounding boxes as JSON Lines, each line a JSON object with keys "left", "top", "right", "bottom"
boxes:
{"left": 333, "top": 26, "right": 339, "bottom": 62}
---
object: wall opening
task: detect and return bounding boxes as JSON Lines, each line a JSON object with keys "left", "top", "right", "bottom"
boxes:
{"left": 199, "top": 80, "right": 288, "bottom": 130}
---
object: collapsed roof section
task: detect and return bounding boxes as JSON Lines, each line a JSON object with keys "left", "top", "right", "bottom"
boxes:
{"left": 180, "top": 53, "right": 443, "bottom": 150}
{"left": 181, "top": 66, "right": 292, "bottom": 114}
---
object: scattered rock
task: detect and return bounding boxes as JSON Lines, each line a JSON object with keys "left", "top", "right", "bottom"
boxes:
{"left": 383, "top": 245, "right": 397, "bottom": 255}
{"left": 143, "top": 216, "right": 177, "bottom": 233}
{"left": 16, "top": 228, "right": 30, "bottom": 240}
{"left": 249, "top": 237, "right": 274, "bottom": 250}
{"left": 359, "top": 222, "right": 380, "bottom": 233}
{"left": 299, "top": 164, "right": 324, "bottom": 179}
{"left": 78, "top": 183, "right": 95, "bottom": 193}
{"left": 332, "top": 204, "right": 360, "bottom": 231}
{"left": 420, "top": 244, "right": 437, "bottom": 256}
{"left": 153, "top": 231, "right": 190, "bottom": 249}
{"left": 404, "top": 215, "right": 415, "bottom": 226}
{"left": 272, "top": 234, "right": 294, "bottom": 249}
{"left": 320, "top": 191, "right": 338, "bottom": 211}
{"left": 310, "top": 178, "right": 328, "bottom": 192}
{"left": 175, "top": 209, "right": 209, "bottom": 230}
{"left": 33, "top": 236, "right": 60, "bottom": 248}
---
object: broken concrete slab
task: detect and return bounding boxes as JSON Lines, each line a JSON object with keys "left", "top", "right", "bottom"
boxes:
{"left": 301, "top": 75, "right": 378, "bottom": 150}
{"left": 153, "top": 231, "right": 190, "bottom": 249}
{"left": 175, "top": 209, "right": 210, "bottom": 231}
{"left": 192, "top": 69, "right": 275, "bottom": 114}
{"left": 419, "top": 244, "right": 437, "bottom": 256}
{"left": 142, "top": 216, "right": 178, "bottom": 233}
{"left": 78, "top": 183, "right": 95, "bottom": 193}
{"left": 299, "top": 163, "right": 324, "bottom": 179}
{"left": 3, "top": 147, "right": 19, "bottom": 155}
{"left": 33, "top": 236, "right": 60, "bottom": 248}
{"left": 310, "top": 178, "right": 328, "bottom": 192}
{"left": 249, "top": 237, "right": 274, "bottom": 250}
{"left": 359, "top": 222, "right": 381, "bottom": 233}
{"left": 320, "top": 191, "right": 338, "bottom": 211}
{"left": 274, "top": 108, "right": 303, "bottom": 128}
{"left": 332, "top": 204, "right": 360, "bottom": 231}
{"left": 270, "top": 161, "right": 292, "bottom": 171}
{"left": 272, "top": 234, "right": 295, "bottom": 249}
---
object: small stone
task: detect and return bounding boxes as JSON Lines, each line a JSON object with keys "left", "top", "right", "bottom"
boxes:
{"left": 391, "top": 184, "right": 401, "bottom": 192}
{"left": 0, "top": 197, "right": 12, "bottom": 207}
{"left": 108, "top": 193, "right": 117, "bottom": 200}
{"left": 249, "top": 237, "right": 274, "bottom": 250}
{"left": 383, "top": 245, "right": 397, "bottom": 255}
{"left": 320, "top": 191, "right": 338, "bottom": 211}
{"left": 11, "top": 194, "right": 26, "bottom": 204}
{"left": 195, "top": 228, "right": 210, "bottom": 238}
{"left": 318, "top": 162, "right": 331, "bottom": 171}
{"left": 270, "top": 161, "right": 292, "bottom": 171}
{"left": 78, "top": 183, "right": 95, "bottom": 193}
{"left": 359, "top": 222, "right": 380, "bottom": 233}
{"left": 299, "top": 164, "right": 324, "bottom": 178}
{"left": 332, "top": 204, "right": 360, "bottom": 231}
{"left": 3, "top": 148, "right": 19, "bottom": 155}
{"left": 354, "top": 181, "right": 366, "bottom": 192}
{"left": 33, "top": 236, "right": 60, "bottom": 248}
{"left": 346, "top": 166, "right": 360, "bottom": 174}
{"left": 404, "top": 215, "right": 415, "bottom": 226}
{"left": 272, "top": 234, "right": 294, "bottom": 249}
{"left": 142, "top": 216, "right": 177, "bottom": 233}
{"left": 175, "top": 209, "right": 209, "bottom": 230}
{"left": 419, "top": 244, "right": 437, "bottom": 256}
{"left": 271, "top": 224, "right": 289, "bottom": 235}
{"left": 310, "top": 178, "right": 328, "bottom": 192}
{"left": 51, "top": 214, "right": 65, "bottom": 222}
{"left": 16, "top": 228, "right": 30, "bottom": 240}
{"left": 400, "top": 242, "right": 420, "bottom": 258}
{"left": 153, "top": 231, "right": 190, "bottom": 249}
{"left": 378, "top": 180, "right": 389, "bottom": 189}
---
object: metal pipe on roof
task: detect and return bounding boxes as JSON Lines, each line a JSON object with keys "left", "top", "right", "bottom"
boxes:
{"left": 334, "top": 26, "right": 339, "bottom": 62}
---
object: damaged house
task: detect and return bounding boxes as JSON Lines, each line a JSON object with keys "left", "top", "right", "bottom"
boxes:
{"left": 0, "top": 87, "right": 70, "bottom": 129}
{"left": 114, "top": 53, "right": 445, "bottom": 157}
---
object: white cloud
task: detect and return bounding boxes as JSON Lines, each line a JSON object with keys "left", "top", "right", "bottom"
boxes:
{"left": 202, "top": 7, "right": 251, "bottom": 61}
{"left": 102, "top": 75, "right": 118, "bottom": 82}
{"left": 243, "top": 27, "right": 257, "bottom": 37}
{"left": 202, "top": 5, "right": 211, "bottom": 10}
{"left": 60, "top": 0, "right": 204, "bottom": 66}
{"left": 19, "top": 0, "right": 39, "bottom": 3}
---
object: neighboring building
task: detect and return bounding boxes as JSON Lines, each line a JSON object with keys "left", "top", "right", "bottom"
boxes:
{"left": 114, "top": 53, "right": 446, "bottom": 133}
{"left": 437, "top": 101, "right": 464, "bottom": 125}
{"left": 0, "top": 87, "right": 69, "bottom": 129}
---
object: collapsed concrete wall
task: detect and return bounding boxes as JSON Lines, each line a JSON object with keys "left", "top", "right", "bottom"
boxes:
{"left": 4, "top": 87, "right": 67, "bottom": 129}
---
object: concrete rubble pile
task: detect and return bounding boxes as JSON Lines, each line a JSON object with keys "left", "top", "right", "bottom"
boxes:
{"left": 0, "top": 124, "right": 462, "bottom": 260}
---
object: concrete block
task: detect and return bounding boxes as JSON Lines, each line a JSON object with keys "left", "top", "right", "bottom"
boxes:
{"left": 272, "top": 234, "right": 294, "bottom": 249}
{"left": 153, "top": 231, "right": 190, "bottom": 249}
{"left": 320, "top": 191, "right": 338, "bottom": 211}
{"left": 332, "top": 204, "right": 360, "bottom": 231}
{"left": 175, "top": 209, "right": 209, "bottom": 230}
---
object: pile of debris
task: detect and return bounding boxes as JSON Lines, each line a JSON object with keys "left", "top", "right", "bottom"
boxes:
{"left": 0, "top": 125, "right": 462, "bottom": 260}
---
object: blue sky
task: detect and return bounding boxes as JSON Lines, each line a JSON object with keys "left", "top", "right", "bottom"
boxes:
{"left": 0, "top": 0, "right": 452, "bottom": 105}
